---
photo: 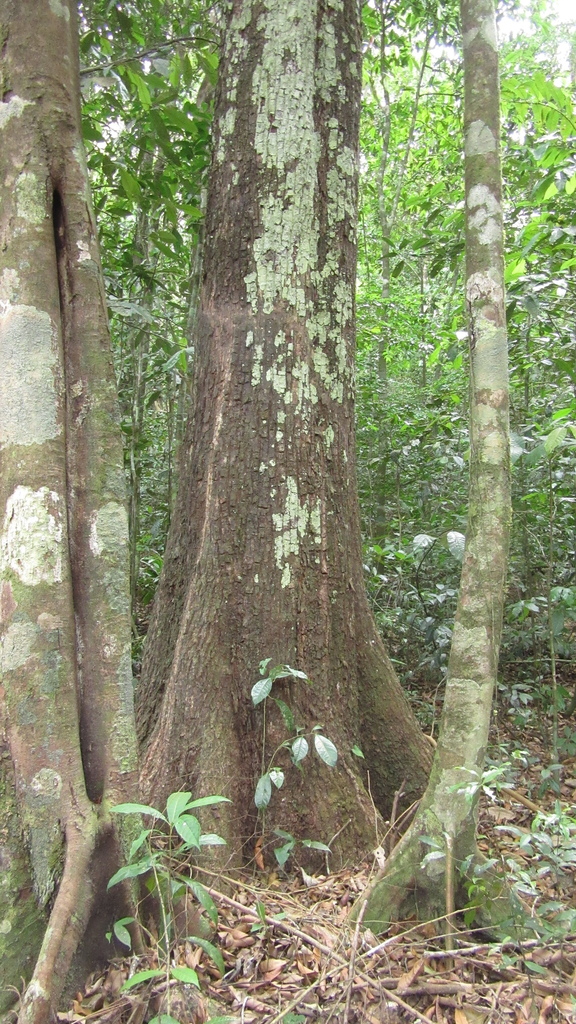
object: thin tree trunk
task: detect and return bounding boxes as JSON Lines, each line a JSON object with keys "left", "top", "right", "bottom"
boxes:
{"left": 137, "top": 0, "right": 431, "bottom": 868}
{"left": 0, "top": 2, "right": 139, "bottom": 1018}
{"left": 360, "top": 0, "right": 516, "bottom": 932}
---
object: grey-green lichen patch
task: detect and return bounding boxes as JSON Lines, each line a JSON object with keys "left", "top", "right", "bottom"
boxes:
{"left": 0, "top": 95, "right": 31, "bottom": 130}
{"left": 49, "top": 0, "right": 70, "bottom": 19}
{"left": 0, "top": 305, "right": 60, "bottom": 447}
{"left": 467, "top": 184, "right": 501, "bottom": 246}
{"left": 88, "top": 502, "right": 129, "bottom": 558}
{"left": 463, "top": 16, "right": 497, "bottom": 52}
{"left": 465, "top": 120, "right": 496, "bottom": 157}
{"left": 0, "top": 268, "right": 19, "bottom": 303}
{"left": 110, "top": 713, "right": 139, "bottom": 774}
{"left": 316, "top": 17, "right": 338, "bottom": 102}
{"left": 466, "top": 271, "right": 504, "bottom": 308}
{"left": 24, "top": 772, "right": 65, "bottom": 906}
{"left": 251, "top": 343, "right": 264, "bottom": 386}
{"left": 248, "top": 0, "right": 320, "bottom": 316}
{"left": 266, "top": 335, "right": 287, "bottom": 395}
{"left": 0, "top": 486, "right": 63, "bottom": 586}
{"left": 15, "top": 172, "right": 46, "bottom": 225}
{"left": 76, "top": 239, "right": 92, "bottom": 263}
{"left": 0, "top": 620, "right": 37, "bottom": 674}
{"left": 272, "top": 476, "right": 321, "bottom": 587}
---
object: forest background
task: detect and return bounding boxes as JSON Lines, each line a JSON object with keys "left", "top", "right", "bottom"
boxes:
{"left": 84, "top": 0, "right": 576, "bottom": 745}
{"left": 2, "top": 0, "right": 576, "bottom": 1018}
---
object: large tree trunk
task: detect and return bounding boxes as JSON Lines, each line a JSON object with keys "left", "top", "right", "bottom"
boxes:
{"left": 137, "top": 0, "right": 431, "bottom": 868}
{"left": 0, "top": 2, "right": 139, "bottom": 1020}
{"left": 360, "top": 0, "right": 516, "bottom": 933}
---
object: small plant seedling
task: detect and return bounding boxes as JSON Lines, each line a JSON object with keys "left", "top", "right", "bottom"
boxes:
{"left": 107, "top": 791, "right": 230, "bottom": 989}
{"left": 251, "top": 661, "right": 338, "bottom": 812}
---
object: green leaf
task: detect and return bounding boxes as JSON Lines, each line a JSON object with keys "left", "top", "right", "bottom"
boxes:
{"left": 185, "top": 936, "right": 226, "bottom": 976}
{"left": 174, "top": 814, "right": 202, "bottom": 848}
{"left": 269, "top": 769, "right": 285, "bottom": 789}
{"left": 314, "top": 735, "right": 338, "bottom": 767}
{"left": 291, "top": 736, "right": 309, "bottom": 763}
{"left": 251, "top": 677, "right": 272, "bottom": 705}
{"left": 186, "top": 795, "right": 231, "bottom": 809}
{"left": 107, "top": 856, "right": 154, "bottom": 888}
{"left": 113, "top": 917, "right": 134, "bottom": 948}
{"left": 446, "top": 530, "right": 465, "bottom": 562}
{"left": 524, "top": 960, "right": 548, "bottom": 975}
{"left": 301, "top": 840, "right": 331, "bottom": 853}
{"left": 121, "top": 969, "right": 163, "bottom": 991}
{"left": 149, "top": 1016, "right": 181, "bottom": 1024}
{"left": 166, "top": 791, "right": 193, "bottom": 824}
{"left": 274, "top": 840, "right": 294, "bottom": 867}
{"left": 170, "top": 966, "right": 200, "bottom": 987}
{"left": 110, "top": 802, "right": 167, "bottom": 822}
{"left": 199, "top": 833, "right": 227, "bottom": 846}
{"left": 255, "top": 773, "right": 272, "bottom": 808}
{"left": 119, "top": 167, "right": 141, "bottom": 201}
{"left": 129, "top": 829, "right": 151, "bottom": 860}
{"left": 180, "top": 878, "right": 218, "bottom": 926}
{"left": 544, "top": 426, "right": 567, "bottom": 456}
{"left": 273, "top": 698, "right": 295, "bottom": 732}
{"left": 351, "top": 744, "right": 365, "bottom": 758}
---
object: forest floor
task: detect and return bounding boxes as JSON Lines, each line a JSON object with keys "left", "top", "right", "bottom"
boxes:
{"left": 59, "top": 714, "right": 576, "bottom": 1024}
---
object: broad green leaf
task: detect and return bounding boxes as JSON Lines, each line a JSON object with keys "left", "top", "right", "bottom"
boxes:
{"left": 314, "top": 735, "right": 338, "bottom": 767}
{"left": 291, "top": 736, "right": 309, "bottom": 763}
{"left": 187, "top": 795, "right": 232, "bottom": 809}
{"left": 255, "top": 773, "right": 272, "bottom": 808}
{"left": 119, "top": 167, "right": 141, "bottom": 201}
{"left": 351, "top": 744, "right": 365, "bottom": 758}
{"left": 269, "top": 769, "right": 285, "bottom": 789}
{"left": 113, "top": 918, "right": 134, "bottom": 948}
{"left": 274, "top": 840, "right": 294, "bottom": 867}
{"left": 251, "top": 677, "right": 272, "bottom": 705}
{"left": 166, "top": 792, "right": 193, "bottom": 824}
{"left": 121, "top": 968, "right": 163, "bottom": 991}
{"left": 174, "top": 814, "right": 201, "bottom": 848}
{"left": 129, "top": 829, "right": 151, "bottom": 861}
{"left": 302, "top": 840, "right": 331, "bottom": 852}
{"left": 185, "top": 936, "right": 226, "bottom": 976}
{"left": 273, "top": 697, "right": 295, "bottom": 732}
{"left": 446, "top": 531, "right": 465, "bottom": 562}
{"left": 179, "top": 878, "right": 218, "bottom": 926}
{"left": 413, "top": 533, "right": 435, "bottom": 553}
{"left": 544, "top": 426, "right": 567, "bottom": 456}
{"left": 199, "top": 833, "right": 227, "bottom": 846}
{"left": 110, "top": 802, "right": 167, "bottom": 822}
{"left": 107, "top": 856, "right": 154, "bottom": 888}
{"left": 170, "top": 966, "right": 200, "bottom": 987}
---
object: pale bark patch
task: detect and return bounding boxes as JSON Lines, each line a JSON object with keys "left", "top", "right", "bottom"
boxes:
{"left": 0, "top": 619, "right": 37, "bottom": 673}
{"left": 0, "top": 95, "right": 31, "bottom": 130}
{"left": 465, "top": 119, "right": 496, "bottom": 156}
{"left": 88, "top": 502, "right": 129, "bottom": 557}
{"left": 466, "top": 184, "right": 501, "bottom": 245}
{"left": 0, "top": 305, "right": 60, "bottom": 446}
{"left": 0, "top": 268, "right": 20, "bottom": 301}
{"left": 48, "top": 0, "right": 70, "bottom": 20}
{"left": 1, "top": 486, "right": 63, "bottom": 585}
{"left": 15, "top": 171, "right": 46, "bottom": 224}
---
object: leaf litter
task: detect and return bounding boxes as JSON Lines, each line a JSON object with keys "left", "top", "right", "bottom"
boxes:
{"left": 56, "top": 727, "right": 576, "bottom": 1024}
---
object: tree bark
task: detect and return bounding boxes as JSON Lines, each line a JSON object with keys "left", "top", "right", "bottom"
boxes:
{"left": 0, "top": 2, "right": 139, "bottom": 1019}
{"left": 137, "top": 0, "right": 431, "bottom": 868}
{"left": 360, "top": 0, "right": 515, "bottom": 933}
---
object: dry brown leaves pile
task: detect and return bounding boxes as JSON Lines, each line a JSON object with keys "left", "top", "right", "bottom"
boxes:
{"left": 58, "top": 729, "right": 576, "bottom": 1024}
